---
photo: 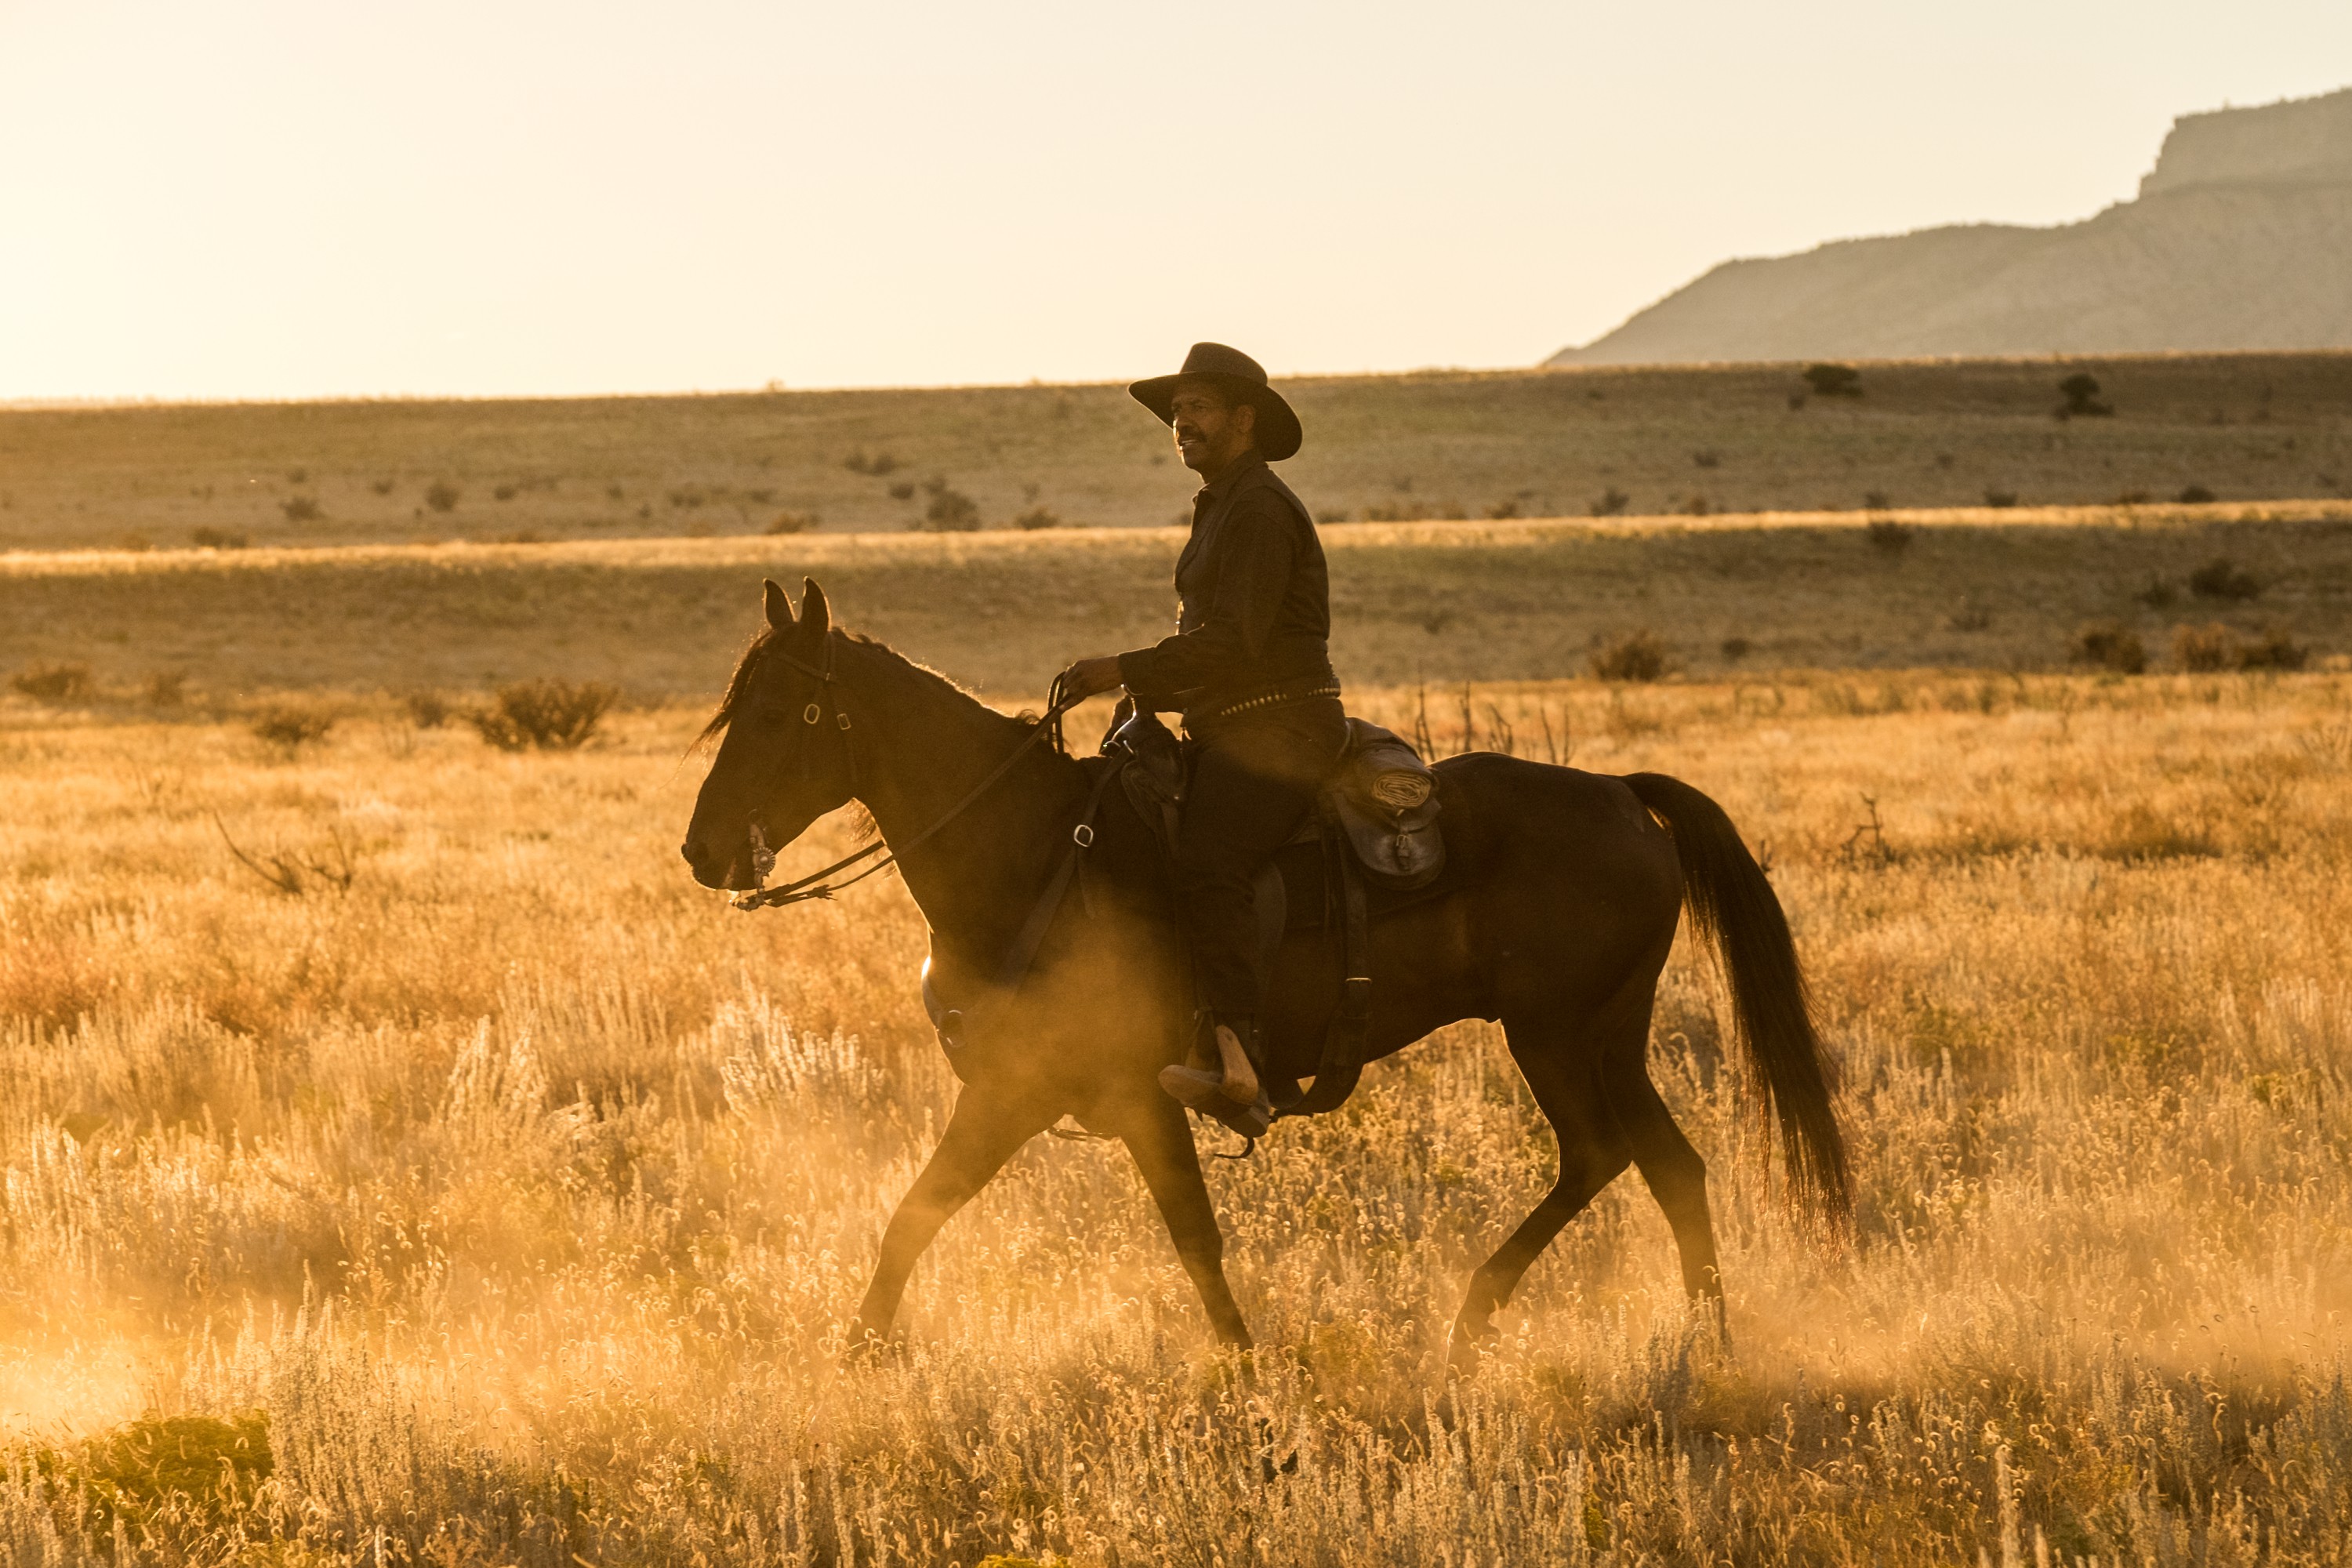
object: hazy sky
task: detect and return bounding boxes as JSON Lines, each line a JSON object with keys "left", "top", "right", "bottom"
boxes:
{"left": 3, "top": 1, "right": 2347, "bottom": 401}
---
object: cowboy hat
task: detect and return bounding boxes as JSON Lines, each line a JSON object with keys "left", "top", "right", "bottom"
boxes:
{"left": 1129, "top": 342, "right": 1302, "bottom": 463}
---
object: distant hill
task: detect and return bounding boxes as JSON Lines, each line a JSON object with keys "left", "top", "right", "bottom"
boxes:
{"left": 1550, "top": 89, "right": 2352, "bottom": 366}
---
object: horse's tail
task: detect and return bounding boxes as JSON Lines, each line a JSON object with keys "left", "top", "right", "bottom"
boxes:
{"left": 1624, "top": 772, "right": 1852, "bottom": 1238}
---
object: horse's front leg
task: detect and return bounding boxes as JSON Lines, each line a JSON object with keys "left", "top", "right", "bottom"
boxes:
{"left": 847, "top": 1079, "right": 1061, "bottom": 1354}
{"left": 1123, "top": 1096, "right": 1253, "bottom": 1347}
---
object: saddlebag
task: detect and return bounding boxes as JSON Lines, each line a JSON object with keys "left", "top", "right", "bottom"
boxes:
{"left": 1330, "top": 719, "right": 1444, "bottom": 890}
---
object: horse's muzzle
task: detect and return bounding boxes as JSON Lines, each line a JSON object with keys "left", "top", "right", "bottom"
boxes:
{"left": 680, "top": 836, "right": 759, "bottom": 891}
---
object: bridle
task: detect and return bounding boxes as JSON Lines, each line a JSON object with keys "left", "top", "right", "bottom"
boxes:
{"left": 728, "top": 631, "right": 1083, "bottom": 910}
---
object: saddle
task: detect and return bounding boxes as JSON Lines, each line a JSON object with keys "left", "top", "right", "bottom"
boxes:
{"left": 1109, "top": 706, "right": 1445, "bottom": 890}
{"left": 1102, "top": 702, "right": 1446, "bottom": 1117}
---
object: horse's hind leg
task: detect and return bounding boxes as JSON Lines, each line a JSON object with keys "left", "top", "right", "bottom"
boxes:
{"left": 1448, "top": 1012, "right": 1634, "bottom": 1368}
{"left": 1606, "top": 1051, "right": 1726, "bottom": 1321}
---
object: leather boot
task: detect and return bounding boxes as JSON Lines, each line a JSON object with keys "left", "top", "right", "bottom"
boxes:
{"left": 1157, "top": 1015, "right": 1273, "bottom": 1137}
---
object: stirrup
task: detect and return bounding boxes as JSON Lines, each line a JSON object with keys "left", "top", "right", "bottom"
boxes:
{"left": 1197, "top": 1091, "right": 1274, "bottom": 1139}
{"left": 1157, "top": 1065, "right": 1275, "bottom": 1138}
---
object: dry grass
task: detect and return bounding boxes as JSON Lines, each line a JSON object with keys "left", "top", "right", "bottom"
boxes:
{"left": 2, "top": 504, "right": 2347, "bottom": 701}
{"left": 4, "top": 352, "right": 2350, "bottom": 550}
{"left": 1, "top": 659, "right": 2347, "bottom": 1564}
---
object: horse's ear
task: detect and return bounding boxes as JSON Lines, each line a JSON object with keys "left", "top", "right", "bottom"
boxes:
{"left": 762, "top": 578, "right": 795, "bottom": 630}
{"left": 798, "top": 578, "right": 831, "bottom": 640}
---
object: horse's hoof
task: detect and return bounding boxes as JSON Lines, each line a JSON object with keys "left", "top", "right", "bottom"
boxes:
{"left": 840, "top": 1324, "right": 895, "bottom": 1367}
{"left": 1446, "top": 1319, "right": 1497, "bottom": 1375}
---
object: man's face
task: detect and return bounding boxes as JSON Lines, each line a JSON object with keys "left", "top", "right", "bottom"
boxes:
{"left": 1169, "top": 379, "right": 1257, "bottom": 476}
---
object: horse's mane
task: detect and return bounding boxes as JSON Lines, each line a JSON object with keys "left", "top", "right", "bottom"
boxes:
{"left": 695, "top": 625, "right": 1054, "bottom": 757}
{"left": 695, "top": 627, "right": 779, "bottom": 750}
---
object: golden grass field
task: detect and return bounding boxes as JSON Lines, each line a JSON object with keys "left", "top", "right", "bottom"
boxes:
{"left": 2, "top": 504, "right": 2347, "bottom": 701}
{"left": 3, "top": 510, "right": 2351, "bottom": 1566}
{"left": 5, "top": 351, "right": 2350, "bottom": 551}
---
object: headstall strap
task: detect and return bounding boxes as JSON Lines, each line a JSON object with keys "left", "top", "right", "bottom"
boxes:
{"left": 731, "top": 630, "right": 1081, "bottom": 913}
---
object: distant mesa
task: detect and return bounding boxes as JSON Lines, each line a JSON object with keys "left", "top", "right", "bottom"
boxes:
{"left": 1549, "top": 87, "right": 2352, "bottom": 365}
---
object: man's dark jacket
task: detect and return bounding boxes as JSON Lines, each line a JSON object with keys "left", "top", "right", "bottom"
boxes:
{"left": 1116, "top": 452, "right": 1337, "bottom": 720}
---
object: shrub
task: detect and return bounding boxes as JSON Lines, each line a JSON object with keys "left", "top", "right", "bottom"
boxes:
{"left": 401, "top": 691, "right": 452, "bottom": 728}
{"left": 251, "top": 706, "right": 334, "bottom": 751}
{"left": 493, "top": 484, "right": 517, "bottom": 502}
{"left": 918, "top": 480, "right": 981, "bottom": 532}
{"left": 13, "top": 662, "right": 93, "bottom": 702}
{"left": 2188, "top": 557, "right": 2260, "bottom": 601}
{"left": 1863, "top": 489, "right": 1892, "bottom": 509}
{"left": 191, "top": 526, "right": 250, "bottom": 550}
{"left": 216, "top": 820, "right": 355, "bottom": 895}
{"left": 1590, "top": 487, "right": 1631, "bottom": 517}
{"left": 2135, "top": 578, "right": 2180, "bottom": 609}
{"left": 2057, "top": 372, "right": 2113, "bottom": 417}
{"left": 499, "top": 529, "right": 546, "bottom": 545}
{"left": 1483, "top": 499, "right": 1521, "bottom": 520}
{"left": 285, "top": 467, "right": 307, "bottom": 485}
{"left": 1947, "top": 602, "right": 1992, "bottom": 631}
{"left": 2074, "top": 622, "right": 2146, "bottom": 673}
{"left": 1013, "top": 506, "right": 1061, "bottom": 531}
{"left": 1693, "top": 449, "right": 1721, "bottom": 469}
{"left": 2236, "top": 630, "right": 2308, "bottom": 671}
{"left": 2173, "top": 622, "right": 2233, "bottom": 672}
{"left": 471, "top": 680, "right": 618, "bottom": 750}
{"left": 605, "top": 483, "right": 625, "bottom": 500}
{"left": 143, "top": 672, "right": 187, "bottom": 708}
{"left": 667, "top": 486, "right": 706, "bottom": 510}
{"left": 280, "top": 495, "right": 321, "bottom": 522}
{"left": 844, "top": 451, "right": 902, "bottom": 477}
{"left": 746, "top": 488, "right": 775, "bottom": 504}
{"left": 1720, "top": 636, "right": 1752, "bottom": 662}
{"left": 1802, "top": 363, "right": 1861, "bottom": 397}
{"left": 370, "top": 477, "right": 396, "bottom": 495}
{"left": 1590, "top": 630, "right": 1668, "bottom": 682}
{"left": 1682, "top": 495, "right": 1711, "bottom": 517}
{"left": 767, "top": 510, "right": 820, "bottom": 535}
{"left": 37, "top": 1411, "right": 274, "bottom": 1538}
{"left": 2114, "top": 489, "right": 2153, "bottom": 506}
{"left": 1866, "top": 518, "right": 1914, "bottom": 554}
{"left": 887, "top": 481, "right": 916, "bottom": 502}
{"left": 1315, "top": 508, "right": 1353, "bottom": 524}
{"left": 1983, "top": 488, "right": 2019, "bottom": 509}
{"left": 425, "top": 481, "right": 460, "bottom": 512}
{"left": 2176, "top": 484, "right": 2217, "bottom": 504}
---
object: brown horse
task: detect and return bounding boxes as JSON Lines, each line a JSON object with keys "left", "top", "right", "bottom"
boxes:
{"left": 681, "top": 579, "right": 1848, "bottom": 1363}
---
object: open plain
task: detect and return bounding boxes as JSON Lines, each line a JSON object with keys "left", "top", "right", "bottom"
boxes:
{"left": 2, "top": 498, "right": 2349, "bottom": 1563}
{"left": 5, "top": 351, "right": 2351, "bottom": 552}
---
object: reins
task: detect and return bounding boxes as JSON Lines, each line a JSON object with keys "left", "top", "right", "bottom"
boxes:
{"left": 730, "top": 633, "right": 1083, "bottom": 910}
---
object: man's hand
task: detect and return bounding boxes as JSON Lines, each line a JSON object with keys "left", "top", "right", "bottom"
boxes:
{"left": 1058, "top": 655, "right": 1126, "bottom": 702}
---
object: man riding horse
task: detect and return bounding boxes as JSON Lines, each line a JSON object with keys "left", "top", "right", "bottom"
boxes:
{"left": 1058, "top": 343, "right": 1341, "bottom": 1140}
{"left": 680, "top": 347, "right": 1848, "bottom": 1361}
